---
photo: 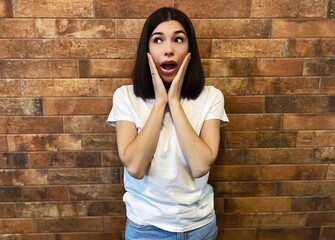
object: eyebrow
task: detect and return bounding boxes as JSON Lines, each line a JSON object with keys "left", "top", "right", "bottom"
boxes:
{"left": 151, "top": 30, "right": 186, "bottom": 37}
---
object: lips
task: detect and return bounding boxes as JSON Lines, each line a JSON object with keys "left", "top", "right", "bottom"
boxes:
{"left": 160, "top": 61, "right": 178, "bottom": 75}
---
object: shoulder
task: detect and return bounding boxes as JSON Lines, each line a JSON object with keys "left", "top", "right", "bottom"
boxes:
{"left": 201, "top": 86, "right": 223, "bottom": 100}
{"left": 113, "top": 85, "right": 135, "bottom": 100}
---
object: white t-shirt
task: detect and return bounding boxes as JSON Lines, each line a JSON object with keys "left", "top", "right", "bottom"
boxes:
{"left": 107, "top": 85, "right": 229, "bottom": 232}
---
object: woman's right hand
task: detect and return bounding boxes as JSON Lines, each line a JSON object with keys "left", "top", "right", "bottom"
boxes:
{"left": 147, "top": 53, "right": 168, "bottom": 105}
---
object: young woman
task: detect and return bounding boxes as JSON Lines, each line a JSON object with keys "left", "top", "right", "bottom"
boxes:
{"left": 107, "top": 7, "right": 229, "bottom": 240}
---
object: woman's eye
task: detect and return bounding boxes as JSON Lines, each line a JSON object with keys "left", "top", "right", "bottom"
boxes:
{"left": 153, "top": 38, "right": 162, "bottom": 43}
{"left": 175, "top": 37, "right": 183, "bottom": 43}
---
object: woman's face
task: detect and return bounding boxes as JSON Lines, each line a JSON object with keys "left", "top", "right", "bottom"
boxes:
{"left": 148, "top": 20, "right": 189, "bottom": 84}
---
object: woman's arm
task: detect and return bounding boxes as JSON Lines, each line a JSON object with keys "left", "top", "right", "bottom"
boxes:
{"left": 115, "top": 101, "right": 166, "bottom": 179}
{"left": 169, "top": 101, "right": 221, "bottom": 178}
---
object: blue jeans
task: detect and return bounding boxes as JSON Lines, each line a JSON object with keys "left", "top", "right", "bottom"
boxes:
{"left": 125, "top": 217, "right": 218, "bottom": 240}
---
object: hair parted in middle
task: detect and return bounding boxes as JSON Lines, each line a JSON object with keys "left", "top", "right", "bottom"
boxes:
{"left": 132, "top": 7, "right": 205, "bottom": 100}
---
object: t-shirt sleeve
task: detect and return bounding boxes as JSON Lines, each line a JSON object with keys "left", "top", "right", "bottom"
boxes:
{"left": 206, "top": 87, "right": 229, "bottom": 126}
{"left": 106, "top": 86, "right": 134, "bottom": 127}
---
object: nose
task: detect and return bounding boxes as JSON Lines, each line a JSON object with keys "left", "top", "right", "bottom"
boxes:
{"left": 164, "top": 41, "right": 174, "bottom": 57}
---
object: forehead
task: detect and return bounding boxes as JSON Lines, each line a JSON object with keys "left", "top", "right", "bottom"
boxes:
{"left": 152, "top": 20, "right": 186, "bottom": 34}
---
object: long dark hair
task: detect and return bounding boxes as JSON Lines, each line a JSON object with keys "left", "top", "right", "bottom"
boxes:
{"left": 132, "top": 7, "right": 204, "bottom": 100}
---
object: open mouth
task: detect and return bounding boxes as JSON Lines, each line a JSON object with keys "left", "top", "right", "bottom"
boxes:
{"left": 160, "top": 61, "right": 178, "bottom": 74}
{"left": 161, "top": 62, "right": 177, "bottom": 70}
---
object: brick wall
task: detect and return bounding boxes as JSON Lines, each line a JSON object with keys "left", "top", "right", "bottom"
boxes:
{"left": 0, "top": 0, "right": 334, "bottom": 239}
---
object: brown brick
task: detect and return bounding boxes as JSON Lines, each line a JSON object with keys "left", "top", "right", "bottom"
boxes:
{"left": 48, "top": 168, "right": 120, "bottom": 184}
{"left": 260, "top": 165, "right": 328, "bottom": 180}
{"left": 55, "top": 233, "right": 124, "bottom": 240}
{"left": 202, "top": 60, "right": 230, "bottom": 78}
{"left": 104, "top": 216, "right": 126, "bottom": 231}
{"left": 215, "top": 149, "right": 244, "bottom": 165}
{"left": 0, "top": 98, "right": 42, "bottom": 116}
{"left": 216, "top": 214, "right": 240, "bottom": 228}
{"left": 94, "top": 0, "right": 172, "bottom": 18}
{"left": 292, "top": 197, "right": 335, "bottom": 211}
{"left": 26, "top": 40, "right": 58, "bottom": 58}
{"left": 212, "top": 39, "right": 288, "bottom": 58}
{"left": 257, "top": 227, "right": 320, "bottom": 240}
{"left": 15, "top": 0, "right": 93, "bottom": 17}
{"left": 0, "top": 153, "right": 28, "bottom": 169}
{"left": 304, "top": 59, "right": 335, "bottom": 76}
{"left": 272, "top": 19, "right": 335, "bottom": 38}
{"left": 36, "top": 19, "right": 115, "bottom": 39}
{"left": 229, "top": 58, "right": 303, "bottom": 77}
{"left": 306, "top": 212, "right": 335, "bottom": 226}
{"left": 87, "top": 200, "right": 125, "bottom": 216}
{"left": 265, "top": 96, "right": 334, "bottom": 113}
{"left": 176, "top": 0, "right": 250, "bottom": 18}
{"left": 115, "top": 19, "right": 145, "bottom": 38}
{"left": 82, "top": 133, "right": 117, "bottom": 150}
{"left": 225, "top": 114, "right": 281, "bottom": 131}
{"left": 0, "top": 19, "right": 35, "bottom": 38}
{"left": 0, "top": 169, "right": 48, "bottom": 185}
{"left": 328, "top": 165, "right": 335, "bottom": 179}
{"left": 297, "top": 131, "right": 335, "bottom": 147}
{"left": 321, "top": 226, "right": 335, "bottom": 240}
{"left": 321, "top": 39, "right": 335, "bottom": 57}
{"left": 0, "top": 0, "right": 13, "bottom": 17}
{"left": 197, "top": 39, "right": 212, "bottom": 58}
{"left": 288, "top": 39, "right": 322, "bottom": 57}
{"left": 244, "top": 148, "right": 313, "bottom": 165}
{"left": 247, "top": 77, "right": 320, "bottom": 95}
{"left": 252, "top": 0, "right": 328, "bottom": 17}
{"left": 214, "top": 197, "right": 224, "bottom": 215}
{"left": 0, "top": 80, "right": 21, "bottom": 97}
{"left": 0, "top": 60, "right": 78, "bottom": 78}
{"left": 0, "top": 117, "right": 63, "bottom": 134}
{"left": 0, "top": 234, "right": 57, "bottom": 240}
{"left": 98, "top": 79, "right": 132, "bottom": 97}
{"left": 0, "top": 219, "right": 35, "bottom": 233}
{"left": 24, "top": 79, "right": 98, "bottom": 97}
{"left": 64, "top": 116, "right": 112, "bottom": 133}
{"left": 43, "top": 98, "right": 111, "bottom": 115}
{"left": 210, "top": 166, "right": 258, "bottom": 182}
{"left": 0, "top": 40, "right": 29, "bottom": 59}
{"left": 314, "top": 147, "right": 335, "bottom": 164}
{"left": 17, "top": 202, "right": 87, "bottom": 217}
{"left": 58, "top": 39, "right": 136, "bottom": 59}
{"left": 283, "top": 114, "right": 335, "bottom": 130}
{"left": 211, "top": 182, "right": 276, "bottom": 197}
{"left": 0, "top": 136, "right": 8, "bottom": 151}
{"left": 35, "top": 217, "right": 104, "bottom": 233}
{"left": 225, "top": 197, "right": 291, "bottom": 213}
{"left": 29, "top": 152, "right": 101, "bottom": 168}
{"left": 102, "top": 150, "right": 123, "bottom": 167}
{"left": 321, "top": 77, "right": 335, "bottom": 94}
{"left": 217, "top": 229, "right": 255, "bottom": 240}
{"left": 0, "top": 203, "right": 16, "bottom": 218}
{"left": 277, "top": 181, "right": 335, "bottom": 196}
{"left": 0, "top": 186, "right": 68, "bottom": 202}
{"left": 69, "top": 184, "right": 125, "bottom": 200}
{"left": 79, "top": 60, "right": 134, "bottom": 78}
{"left": 241, "top": 212, "right": 306, "bottom": 228}
{"left": 224, "top": 131, "right": 297, "bottom": 148}
{"left": 7, "top": 134, "right": 82, "bottom": 151}
{"left": 193, "top": 19, "right": 270, "bottom": 39}
{"left": 225, "top": 96, "right": 264, "bottom": 113}
{"left": 206, "top": 78, "right": 247, "bottom": 96}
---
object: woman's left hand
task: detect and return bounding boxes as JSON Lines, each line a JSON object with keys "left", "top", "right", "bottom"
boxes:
{"left": 168, "top": 53, "right": 191, "bottom": 105}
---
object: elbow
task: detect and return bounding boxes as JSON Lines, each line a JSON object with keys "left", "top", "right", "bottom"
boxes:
{"left": 124, "top": 164, "right": 146, "bottom": 179}
{"left": 192, "top": 165, "right": 211, "bottom": 178}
